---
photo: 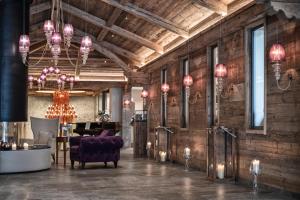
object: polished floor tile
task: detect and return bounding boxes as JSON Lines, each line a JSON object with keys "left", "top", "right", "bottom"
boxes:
{"left": 0, "top": 149, "right": 297, "bottom": 200}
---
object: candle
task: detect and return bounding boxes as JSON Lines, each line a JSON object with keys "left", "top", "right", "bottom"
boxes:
{"left": 217, "top": 164, "right": 225, "bottom": 179}
{"left": 252, "top": 159, "right": 260, "bottom": 174}
{"left": 146, "top": 142, "right": 151, "bottom": 149}
{"left": 160, "top": 151, "right": 167, "bottom": 162}
{"left": 23, "top": 143, "right": 29, "bottom": 150}
{"left": 184, "top": 147, "right": 191, "bottom": 157}
{"left": 12, "top": 143, "right": 17, "bottom": 151}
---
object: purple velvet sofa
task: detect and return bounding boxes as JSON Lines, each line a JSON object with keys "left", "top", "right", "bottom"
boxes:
{"left": 69, "top": 130, "right": 123, "bottom": 169}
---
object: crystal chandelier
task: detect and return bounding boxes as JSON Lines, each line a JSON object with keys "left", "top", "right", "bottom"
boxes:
{"left": 19, "top": 0, "right": 92, "bottom": 70}
{"left": 45, "top": 90, "right": 77, "bottom": 124}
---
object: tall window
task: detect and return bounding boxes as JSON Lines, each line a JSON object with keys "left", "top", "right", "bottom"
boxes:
{"left": 207, "top": 45, "right": 219, "bottom": 127}
{"left": 250, "top": 26, "right": 265, "bottom": 129}
{"left": 181, "top": 58, "right": 189, "bottom": 128}
{"left": 161, "top": 69, "right": 167, "bottom": 126}
{"left": 212, "top": 46, "right": 219, "bottom": 125}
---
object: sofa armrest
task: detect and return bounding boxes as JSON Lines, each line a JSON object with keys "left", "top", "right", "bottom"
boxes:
{"left": 69, "top": 136, "right": 82, "bottom": 146}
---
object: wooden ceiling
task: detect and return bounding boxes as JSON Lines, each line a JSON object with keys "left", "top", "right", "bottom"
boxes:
{"left": 29, "top": 0, "right": 254, "bottom": 92}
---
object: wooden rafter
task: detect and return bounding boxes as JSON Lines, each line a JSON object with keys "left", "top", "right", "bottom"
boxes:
{"left": 97, "top": 8, "right": 122, "bottom": 41}
{"left": 98, "top": 0, "right": 189, "bottom": 38}
{"left": 62, "top": 2, "right": 163, "bottom": 53}
{"left": 30, "top": 1, "right": 51, "bottom": 15}
{"left": 192, "top": 0, "right": 228, "bottom": 16}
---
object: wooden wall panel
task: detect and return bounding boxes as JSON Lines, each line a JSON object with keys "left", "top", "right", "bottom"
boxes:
{"left": 144, "top": 3, "right": 300, "bottom": 193}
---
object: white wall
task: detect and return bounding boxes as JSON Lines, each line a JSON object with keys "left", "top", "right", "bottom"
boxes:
{"left": 131, "top": 87, "right": 143, "bottom": 111}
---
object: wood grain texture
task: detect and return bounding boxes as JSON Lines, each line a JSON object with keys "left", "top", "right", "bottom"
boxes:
{"left": 145, "top": 4, "right": 300, "bottom": 193}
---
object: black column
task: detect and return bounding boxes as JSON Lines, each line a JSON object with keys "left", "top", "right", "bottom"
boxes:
{"left": 0, "top": 0, "right": 30, "bottom": 122}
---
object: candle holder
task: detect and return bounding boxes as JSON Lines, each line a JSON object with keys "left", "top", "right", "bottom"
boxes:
{"left": 249, "top": 159, "right": 261, "bottom": 192}
{"left": 146, "top": 142, "right": 151, "bottom": 160}
{"left": 183, "top": 146, "right": 191, "bottom": 171}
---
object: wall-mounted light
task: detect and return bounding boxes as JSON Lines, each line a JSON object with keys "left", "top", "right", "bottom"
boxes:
{"left": 215, "top": 63, "right": 228, "bottom": 95}
{"left": 183, "top": 75, "right": 193, "bottom": 98}
{"left": 123, "top": 99, "right": 131, "bottom": 107}
{"left": 161, "top": 83, "right": 170, "bottom": 96}
{"left": 141, "top": 89, "right": 149, "bottom": 110}
{"left": 141, "top": 89, "right": 149, "bottom": 98}
{"left": 269, "top": 43, "right": 292, "bottom": 91}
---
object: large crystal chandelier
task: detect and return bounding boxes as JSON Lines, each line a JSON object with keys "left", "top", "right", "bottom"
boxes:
{"left": 45, "top": 90, "right": 77, "bottom": 124}
{"left": 19, "top": 0, "right": 92, "bottom": 68}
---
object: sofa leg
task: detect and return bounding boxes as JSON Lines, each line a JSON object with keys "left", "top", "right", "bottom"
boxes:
{"left": 104, "top": 162, "right": 107, "bottom": 167}
{"left": 114, "top": 161, "right": 118, "bottom": 168}
{"left": 71, "top": 160, "right": 74, "bottom": 169}
{"left": 81, "top": 162, "right": 85, "bottom": 169}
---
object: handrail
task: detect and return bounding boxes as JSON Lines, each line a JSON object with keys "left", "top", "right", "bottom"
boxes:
{"left": 218, "top": 126, "right": 237, "bottom": 138}
{"left": 155, "top": 126, "right": 174, "bottom": 134}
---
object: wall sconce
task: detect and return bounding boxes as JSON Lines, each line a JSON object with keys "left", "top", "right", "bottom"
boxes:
{"left": 183, "top": 74, "right": 193, "bottom": 98}
{"left": 123, "top": 99, "right": 131, "bottom": 107}
{"left": 269, "top": 43, "right": 292, "bottom": 91}
{"left": 161, "top": 83, "right": 170, "bottom": 97}
{"left": 215, "top": 63, "right": 228, "bottom": 95}
{"left": 141, "top": 89, "right": 148, "bottom": 110}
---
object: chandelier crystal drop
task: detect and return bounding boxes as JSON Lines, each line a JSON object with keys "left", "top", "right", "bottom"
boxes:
{"left": 63, "top": 24, "right": 74, "bottom": 48}
{"left": 19, "top": 35, "right": 30, "bottom": 64}
{"left": 43, "top": 20, "right": 54, "bottom": 46}
{"left": 80, "top": 46, "right": 90, "bottom": 65}
{"left": 51, "top": 45, "right": 61, "bottom": 66}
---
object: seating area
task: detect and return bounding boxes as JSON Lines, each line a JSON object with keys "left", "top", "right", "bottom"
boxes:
{"left": 0, "top": 0, "right": 300, "bottom": 199}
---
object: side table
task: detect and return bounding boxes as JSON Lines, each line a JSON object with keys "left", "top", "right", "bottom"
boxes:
{"left": 56, "top": 136, "right": 68, "bottom": 167}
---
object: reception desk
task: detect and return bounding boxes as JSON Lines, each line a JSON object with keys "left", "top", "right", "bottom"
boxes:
{"left": 0, "top": 147, "right": 51, "bottom": 174}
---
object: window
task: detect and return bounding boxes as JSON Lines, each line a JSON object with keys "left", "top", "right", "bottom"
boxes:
{"left": 251, "top": 26, "right": 265, "bottom": 129}
{"left": 161, "top": 68, "right": 167, "bottom": 126}
{"left": 245, "top": 20, "right": 266, "bottom": 133}
{"left": 207, "top": 45, "right": 219, "bottom": 127}
{"left": 181, "top": 58, "right": 189, "bottom": 128}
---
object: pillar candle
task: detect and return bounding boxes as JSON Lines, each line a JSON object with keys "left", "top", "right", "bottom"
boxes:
{"left": 217, "top": 164, "right": 225, "bottom": 179}
{"left": 23, "top": 142, "right": 29, "bottom": 150}
{"left": 160, "top": 151, "right": 166, "bottom": 162}
{"left": 252, "top": 159, "right": 260, "bottom": 174}
{"left": 184, "top": 147, "right": 190, "bottom": 157}
{"left": 12, "top": 143, "right": 17, "bottom": 151}
{"left": 146, "top": 142, "right": 151, "bottom": 149}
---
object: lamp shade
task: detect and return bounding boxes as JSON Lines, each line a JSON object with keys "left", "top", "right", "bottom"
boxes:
{"left": 269, "top": 44, "right": 285, "bottom": 63}
{"left": 43, "top": 20, "right": 54, "bottom": 33}
{"left": 51, "top": 32, "right": 62, "bottom": 45}
{"left": 19, "top": 34, "right": 30, "bottom": 47}
{"left": 48, "top": 66, "right": 55, "bottom": 73}
{"left": 81, "top": 36, "right": 92, "bottom": 48}
{"left": 161, "top": 83, "right": 170, "bottom": 93}
{"left": 141, "top": 89, "right": 149, "bottom": 98}
{"left": 63, "top": 24, "right": 74, "bottom": 37}
{"left": 183, "top": 75, "right": 193, "bottom": 87}
{"left": 28, "top": 76, "right": 34, "bottom": 82}
{"left": 124, "top": 99, "right": 130, "bottom": 106}
{"left": 215, "top": 64, "right": 227, "bottom": 78}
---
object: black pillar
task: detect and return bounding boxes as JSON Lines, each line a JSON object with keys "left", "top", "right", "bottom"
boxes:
{"left": 0, "top": 0, "right": 30, "bottom": 122}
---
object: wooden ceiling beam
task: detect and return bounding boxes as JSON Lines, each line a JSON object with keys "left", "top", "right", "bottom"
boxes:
{"left": 98, "top": 0, "right": 189, "bottom": 38}
{"left": 192, "top": 0, "right": 228, "bottom": 16}
{"left": 30, "top": 1, "right": 51, "bottom": 15}
{"left": 62, "top": 2, "right": 163, "bottom": 53}
{"left": 97, "top": 8, "right": 123, "bottom": 41}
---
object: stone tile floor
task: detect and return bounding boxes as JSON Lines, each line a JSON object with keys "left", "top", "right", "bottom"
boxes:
{"left": 0, "top": 149, "right": 298, "bottom": 200}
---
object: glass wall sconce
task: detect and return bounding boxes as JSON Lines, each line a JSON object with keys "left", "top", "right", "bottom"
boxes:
{"left": 183, "top": 75, "right": 193, "bottom": 98}
{"left": 269, "top": 44, "right": 292, "bottom": 91}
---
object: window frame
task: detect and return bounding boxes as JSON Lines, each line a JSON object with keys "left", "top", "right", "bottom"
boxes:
{"left": 161, "top": 67, "right": 168, "bottom": 127}
{"left": 245, "top": 19, "right": 267, "bottom": 135}
{"left": 180, "top": 57, "right": 189, "bottom": 129}
{"left": 207, "top": 42, "right": 220, "bottom": 127}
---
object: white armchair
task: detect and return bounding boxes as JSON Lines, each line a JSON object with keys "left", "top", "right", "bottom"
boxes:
{"left": 30, "top": 117, "right": 59, "bottom": 162}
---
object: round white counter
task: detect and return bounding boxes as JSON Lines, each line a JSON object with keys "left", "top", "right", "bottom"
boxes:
{"left": 0, "top": 147, "right": 51, "bottom": 174}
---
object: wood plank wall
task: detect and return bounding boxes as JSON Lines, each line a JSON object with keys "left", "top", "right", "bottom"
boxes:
{"left": 144, "top": 4, "right": 300, "bottom": 193}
